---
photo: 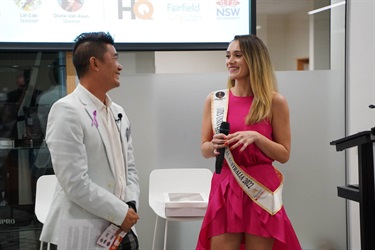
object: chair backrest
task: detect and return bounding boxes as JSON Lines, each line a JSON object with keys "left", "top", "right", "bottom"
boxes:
{"left": 148, "top": 168, "right": 213, "bottom": 218}
{"left": 35, "top": 174, "right": 58, "bottom": 224}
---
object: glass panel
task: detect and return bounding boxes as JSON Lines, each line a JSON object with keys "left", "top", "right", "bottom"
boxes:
{"left": 0, "top": 51, "right": 66, "bottom": 249}
{"left": 256, "top": 0, "right": 346, "bottom": 71}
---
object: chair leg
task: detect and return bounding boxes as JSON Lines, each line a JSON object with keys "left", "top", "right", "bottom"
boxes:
{"left": 163, "top": 220, "right": 168, "bottom": 250}
{"left": 40, "top": 241, "right": 51, "bottom": 250}
{"left": 152, "top": 215, "right": 159, "bottom": 250}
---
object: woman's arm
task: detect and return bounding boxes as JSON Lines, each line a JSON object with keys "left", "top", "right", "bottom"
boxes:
{"left": 254, "top": 93, "right": 291, "bottom": 163}
{"left": 201, "top": 94, "right": 215, "bottom": 158}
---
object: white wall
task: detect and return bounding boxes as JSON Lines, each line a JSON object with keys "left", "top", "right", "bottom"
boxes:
{"left": 154, "top": 51, "right": 226, "bottom": 74}
{"left": 347, "top": 0, "right": 375, "bottom": 249}
{"left": 285, "top": 11, "right": 310, "bottom": 70}
{"left": 331, "top": 0, "right": 346, "bottom": 70}
{"left": 257, "top": 10, "right": 310, "bottom": 71}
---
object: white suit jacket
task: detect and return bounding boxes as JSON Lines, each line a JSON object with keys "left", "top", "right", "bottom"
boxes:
{"left": 40, "top": 84, "right": 140, "bottom": 245}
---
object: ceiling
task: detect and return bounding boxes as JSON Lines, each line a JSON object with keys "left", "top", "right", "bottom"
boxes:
{"left": 256, "top": 0, "right": 329, "bottom": 15}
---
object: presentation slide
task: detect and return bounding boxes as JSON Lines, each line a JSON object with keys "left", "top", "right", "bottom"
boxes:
{"left": 0, "top": 0, "right": 250, "bottom": 45}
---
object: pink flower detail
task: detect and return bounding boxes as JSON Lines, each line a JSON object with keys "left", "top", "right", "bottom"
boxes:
{"left": 216, "top": 0, "right": 240, "bottom": 7}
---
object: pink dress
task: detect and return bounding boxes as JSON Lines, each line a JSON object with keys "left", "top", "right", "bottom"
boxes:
{"left": 196, "top": 91, "right": 301, "bottom": 250}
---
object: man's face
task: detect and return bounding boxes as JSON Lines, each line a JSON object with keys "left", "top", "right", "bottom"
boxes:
{"left": 99, "top": 44, "right": 123, "bottom": 91}
{"left": 16, "top": 75, "right": 26, "bottom": 88}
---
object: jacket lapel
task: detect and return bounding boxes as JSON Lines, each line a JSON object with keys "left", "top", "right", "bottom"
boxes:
{"left": 75, "top": 86, "right": 117, "bottom": 177}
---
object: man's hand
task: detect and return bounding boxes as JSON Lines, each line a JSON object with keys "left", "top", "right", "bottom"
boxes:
{"left": 120, "top": 208, "right": 140, "bottom": 232}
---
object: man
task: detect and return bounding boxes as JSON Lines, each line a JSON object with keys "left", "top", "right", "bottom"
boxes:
{"left": 39, "top": 32, "right": 140, "bottom": 249}
{"left": 7, "top": 72, "right": 42, "bottom": 107}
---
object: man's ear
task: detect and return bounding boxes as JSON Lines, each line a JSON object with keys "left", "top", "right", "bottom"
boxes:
{"left": 89, "top": 57, "right": 99, "bottom": 71}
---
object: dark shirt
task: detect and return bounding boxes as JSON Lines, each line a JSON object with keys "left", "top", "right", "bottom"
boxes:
{"left": 7, "top": 87, "right": 42, "bottom": 107}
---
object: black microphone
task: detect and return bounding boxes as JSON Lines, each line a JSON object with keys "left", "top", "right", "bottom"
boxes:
{"left": 115, "top": 113, "right": 122, "bottom": 123}
{"left": 215, "top": 122, "right": 230, "bottom": 174}
{"left": 369, "top": 104, "right": 375, "bottom": 109}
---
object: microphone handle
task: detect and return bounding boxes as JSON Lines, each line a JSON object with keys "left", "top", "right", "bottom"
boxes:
{"left": 215, "top": 123, "right": 230, "bottom": 174}
{"left": 215, "top": 148, "right": 226, "bottom": 174}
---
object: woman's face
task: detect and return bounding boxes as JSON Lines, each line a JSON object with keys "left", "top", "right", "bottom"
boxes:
{"left": 225, "top": 40, "right": 249, "bottom": 81}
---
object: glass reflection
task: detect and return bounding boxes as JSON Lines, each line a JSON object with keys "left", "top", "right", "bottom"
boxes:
{"left": 0, "top": 52, "right": 66, "bottom": 249}
{"left": 257, "top": 0, "right": 346, "bottom": 71}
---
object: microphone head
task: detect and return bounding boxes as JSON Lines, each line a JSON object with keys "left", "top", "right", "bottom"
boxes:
{"left": 219, "top": 122, "right": 230, "bottom": 135}
{"left": 118, "top": 113, "right": 123, "bottom": 119}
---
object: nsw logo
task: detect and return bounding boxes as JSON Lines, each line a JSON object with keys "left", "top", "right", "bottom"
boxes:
{"left": 216, "top": 0, "right": 241, "bottom": 18}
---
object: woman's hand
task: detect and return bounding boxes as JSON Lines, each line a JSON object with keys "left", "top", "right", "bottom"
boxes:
{"left": 211, "top": 132, "right": 228, "bottom": 156}
{"left": 226, "top": 131, "right": 259, "bottom": 152}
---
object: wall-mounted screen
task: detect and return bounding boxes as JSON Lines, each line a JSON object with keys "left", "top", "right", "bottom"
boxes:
{"left": 0, "top": 0, "right": 255, "bottom": 51}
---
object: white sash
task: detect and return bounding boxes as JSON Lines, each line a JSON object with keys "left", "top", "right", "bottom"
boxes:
{"left": 211, "top": 89, "right": 229, "bottom": 134}
{"left": 211, "top": 89, "right": 284, "bottom": 215}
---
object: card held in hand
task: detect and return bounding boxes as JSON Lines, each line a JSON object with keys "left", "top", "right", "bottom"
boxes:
{"left": 96, "top": 224, "right": 127, "bottom": 250}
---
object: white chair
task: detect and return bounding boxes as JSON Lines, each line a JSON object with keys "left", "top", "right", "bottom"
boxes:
{"left": 35, "top": 174, "right": 58, "bottom": 250}
{"left": 148, "top": 168, "right": 213, "bottom": 250}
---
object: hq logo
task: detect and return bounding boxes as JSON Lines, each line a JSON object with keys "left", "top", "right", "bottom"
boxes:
{"left": 216, "top": 0, "right": 240, "bottom": 17}
{"left": 118, "top": 0, "right": 154, "bottom": 20}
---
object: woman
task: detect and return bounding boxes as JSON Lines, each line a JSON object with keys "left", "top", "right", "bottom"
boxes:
{"left": 196, "top": 35, "right": 301, "bottom": 250}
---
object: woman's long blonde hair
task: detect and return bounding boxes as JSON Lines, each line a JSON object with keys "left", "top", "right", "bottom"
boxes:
{"left": 227, "top": 35, "right": 277, "bottom": 125}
